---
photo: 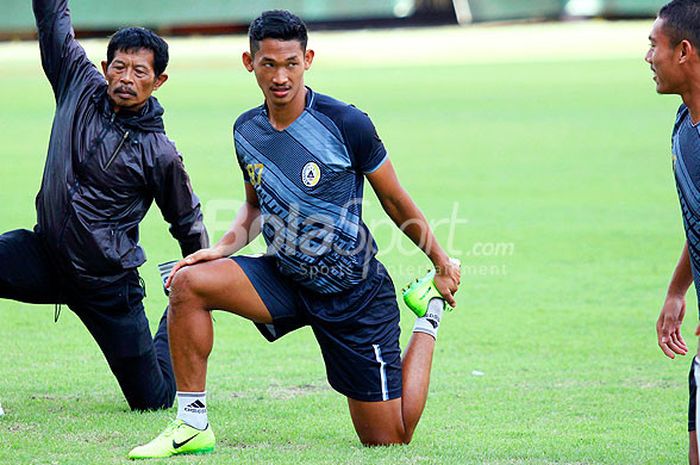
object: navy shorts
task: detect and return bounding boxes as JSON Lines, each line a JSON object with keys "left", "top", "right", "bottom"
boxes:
{"left": 231, "top": 255, "right": 402, "bottom": 402}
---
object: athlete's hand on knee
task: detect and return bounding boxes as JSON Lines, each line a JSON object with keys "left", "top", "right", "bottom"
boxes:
{"left": 434, "top": 258, "right": 461, "bottom": 308}
{"left": 657, "top": 295, "right": 689, "bottom": 359}
{"left": 165, "top": 248, "right": 226, "bottom": 289}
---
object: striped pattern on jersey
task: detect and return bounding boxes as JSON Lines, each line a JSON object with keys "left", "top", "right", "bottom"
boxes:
{"left": 233, "top": 88, "right": 387, "bottom": 293}
{"left": 673, "top": 104, "right": 700, "bottom": 316}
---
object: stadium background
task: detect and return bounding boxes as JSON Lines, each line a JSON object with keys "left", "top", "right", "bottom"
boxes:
{"left": 0, "top": 1, "right": 672, "bottom": 34}
{"left": 0, "top": 1, "right": 691, "bottom": 464}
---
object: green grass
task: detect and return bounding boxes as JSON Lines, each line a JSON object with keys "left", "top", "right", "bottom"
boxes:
{"left": 0, "top": 26, "right": 693, "bottom": 464}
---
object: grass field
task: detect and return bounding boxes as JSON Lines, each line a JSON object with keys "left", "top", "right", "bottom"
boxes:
{"left": 0, "top": 21, "right": 693, "bottom": 464}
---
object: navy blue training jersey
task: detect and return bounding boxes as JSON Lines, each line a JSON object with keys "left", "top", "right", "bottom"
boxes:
{"left": 672, "top": 104, "right": 700, "bottom": 314}
{"left": 233, "top": 88, "right": 388, "bottom": 294}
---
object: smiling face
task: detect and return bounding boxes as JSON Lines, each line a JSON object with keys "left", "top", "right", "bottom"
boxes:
{"left": 101, "top": 48, "right": 168, "bottom": 112}
{"left": 645, "top": 17, "right": 686, "bottom": 95}
{"left": 242, "top": 39, "right": 314, "bottom": 111}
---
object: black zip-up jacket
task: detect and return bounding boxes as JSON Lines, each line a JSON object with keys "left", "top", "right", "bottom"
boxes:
{"left": 32, "top": 0, "right": 208, "bottom": 285}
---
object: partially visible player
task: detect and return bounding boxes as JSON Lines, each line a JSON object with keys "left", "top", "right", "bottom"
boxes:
{"left": 128, "top": 10, "right": 460, "bottom": 458}
{"left": 650, "top": 1, "right": 700, "bottom": 464}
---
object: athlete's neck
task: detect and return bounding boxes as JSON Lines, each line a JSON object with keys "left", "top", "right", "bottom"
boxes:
{"left": 681, "top": 77, "right": 700, "bottom": 126}
{"left": 684, "top": 98, "right": 700, "bottom": 126}
{"left": 267, "top": 87, "right": 308, "bottom": 131}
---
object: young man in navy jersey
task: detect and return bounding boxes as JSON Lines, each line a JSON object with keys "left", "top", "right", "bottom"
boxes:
{"left": 129, "top": 10, "right": 461, "bottom": 458}
{"left": 651, "top": 1, "right": 700, "bottom": 464}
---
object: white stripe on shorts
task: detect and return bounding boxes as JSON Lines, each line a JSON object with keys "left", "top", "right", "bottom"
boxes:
{"left": 695, "top": 356, "right": 700, "bottom": 461}
{"left": 373, "top": 344, "right": 389, "bottom": 401}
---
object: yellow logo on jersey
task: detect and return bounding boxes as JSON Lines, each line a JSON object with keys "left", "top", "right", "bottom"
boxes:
{"left": 302, "top": 162, "right": 321, "bottom": 187}
{"left": 246, "top": 163, "right": 264, "bottom": 186}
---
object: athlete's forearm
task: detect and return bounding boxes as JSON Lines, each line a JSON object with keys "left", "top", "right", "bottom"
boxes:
{"left": 380, "top": 189, "right": 450, "bottom": 269}
{"left": 212, "top": 201, "right": 261, "bottom": 257}
{"left": 667, "top": 240, "right": 693, "bottom": 298}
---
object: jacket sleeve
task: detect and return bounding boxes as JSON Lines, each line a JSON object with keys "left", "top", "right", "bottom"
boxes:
{"left": 151, "top": 150, "right": 210, "bottom": 257}
{"left": 32, "top": 0, "right": 100, "bottom": 101}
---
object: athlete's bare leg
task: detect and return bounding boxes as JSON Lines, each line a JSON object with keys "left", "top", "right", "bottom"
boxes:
{"left": 347, "top": 332, "right": 435, "bottom": 445}
{"left": 167, "top": 259, "right": 272, "bottom": 392}
{"left": 690, "top": 431, "right": 699, "bottom": 465}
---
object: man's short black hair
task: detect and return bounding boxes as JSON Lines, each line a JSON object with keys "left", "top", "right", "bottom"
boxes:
{"left": 659, "top": 0, "right": 700, "bottom": 51}
{"left": 248, "top": 10, "right": 308, "bottom": 55}
{"left": 107, "top": 27, "right": 169, "bottom": 77}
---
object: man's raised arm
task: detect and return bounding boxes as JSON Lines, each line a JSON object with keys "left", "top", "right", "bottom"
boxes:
{"left": 32, "top": 0, "right": 97, "bottom": 99}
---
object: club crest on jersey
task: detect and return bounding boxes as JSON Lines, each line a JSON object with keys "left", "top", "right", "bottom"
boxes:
{"left": 302, "top": 162, "right": 321, "bottom": 187}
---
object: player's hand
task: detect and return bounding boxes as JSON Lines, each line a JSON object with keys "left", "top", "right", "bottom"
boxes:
{"left": 656, "top": 294, "right": 689, "bottom": 359}
{"left": 165, "top": 247, "right": 226, "bottom": 289}
{"left": 434, "top": 258, "right": 461, "bottom": 308}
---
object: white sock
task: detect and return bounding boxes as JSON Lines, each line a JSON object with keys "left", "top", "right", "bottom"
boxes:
{"left": 176, "top": 391, "right": 208, "bottom": 430}
{"left": 413, "top": 298, "right": 445, "bottom": 340}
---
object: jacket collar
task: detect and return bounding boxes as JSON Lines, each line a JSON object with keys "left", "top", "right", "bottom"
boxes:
{"left": 93, "top": 84, "right": 166, "bottom": 134}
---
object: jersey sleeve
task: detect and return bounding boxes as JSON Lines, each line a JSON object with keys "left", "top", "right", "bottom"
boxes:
{"left": 342, "top": 106, "right": 388, "bottom": 174}
{"left": 233, "top": 124, "right": 251, "bottom": 184}
{"left": 673, "top": 104, "right": 689, "bottom": 147}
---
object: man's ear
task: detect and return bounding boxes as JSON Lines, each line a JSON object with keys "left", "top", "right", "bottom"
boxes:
{"left": 679, "top": 39, "right": 695, "bottom": 64}
{"left": 242, "top": 51, "right": 254, "bottom": 72}
{"left": 101, "top": 60, "right": 109, "bottom": 76}
{"left": 304, "top": 49, "right": 315, "bottom": 70}
{"left": 153, "top": 73, "right": 168, "bottom": 91}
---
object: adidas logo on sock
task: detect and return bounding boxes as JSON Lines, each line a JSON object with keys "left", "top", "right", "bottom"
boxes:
{"left": 184, "top": 399, "right": 206, "bottom": 414}
{"left": 426, "top": 311, "right": 441, "bottom": 328}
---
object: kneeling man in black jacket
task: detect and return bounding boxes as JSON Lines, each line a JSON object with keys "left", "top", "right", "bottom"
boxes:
{"left": 0, "top": 0, "right": 209, "bottom": 411}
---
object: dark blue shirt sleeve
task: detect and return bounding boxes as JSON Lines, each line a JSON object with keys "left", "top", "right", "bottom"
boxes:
{"left": 33, "top": 0, "right": 100, "bottom": 102}
{"left": 342, "top": 106, "right": 388, "bottom": 174}
{"left": 673, "top": 104, "right": 689, "bottom": 147}
{"left": 233, "top": 128, "right": 251, "bottom": 184}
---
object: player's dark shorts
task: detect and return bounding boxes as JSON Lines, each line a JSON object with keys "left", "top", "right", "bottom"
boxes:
{"left": 690, "top": 357, "right": 699, "bottom": 432}
{"left": 231, "top": 254, "right": 402, "bottom": 402}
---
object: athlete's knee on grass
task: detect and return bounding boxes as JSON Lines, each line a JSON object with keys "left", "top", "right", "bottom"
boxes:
{"left": 357, "top": 428, "right": 411, "bottom": 447}
{"left": 128, "top": 394, "right": 173, "bottom": 412}
{"left": 110, "top": 354, "right": 176, "bottom": 412}
{"left": 351, "top": 411, "right": 411, "bottom": 446}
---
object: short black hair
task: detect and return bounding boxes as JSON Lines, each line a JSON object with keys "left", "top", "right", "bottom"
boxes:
{"left": 659, "top": 0, "right": 700, "bottom": 51}
{"left": 248, "top": 10, "right": 308, "bottom": 55}
{"left": 107, "top": 27, "right": 169, "bottom": 77}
